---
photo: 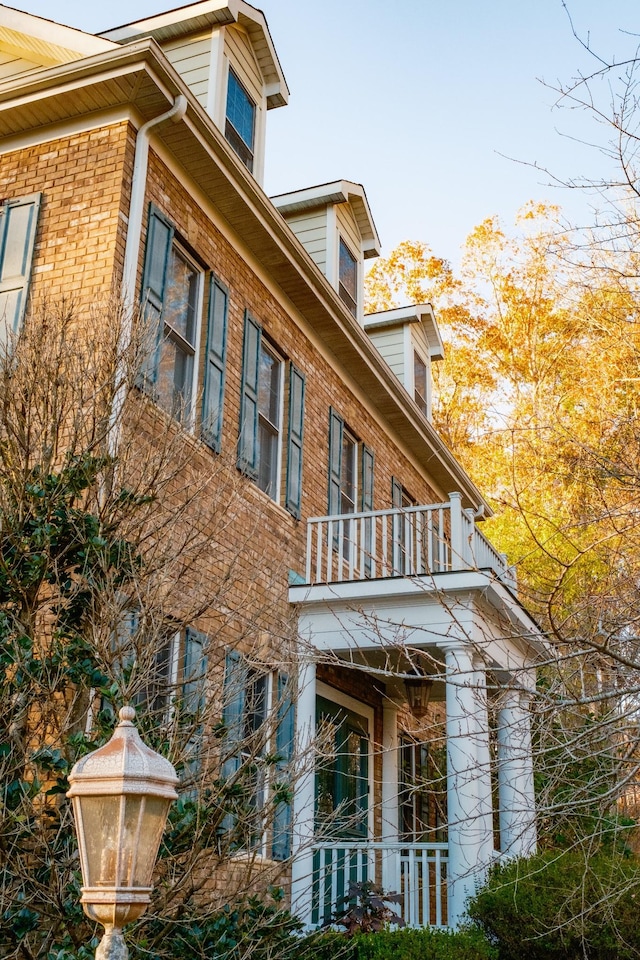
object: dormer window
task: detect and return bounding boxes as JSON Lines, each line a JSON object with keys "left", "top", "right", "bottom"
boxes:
{"left": 339, "top": 237, "right": 357, "bottom": 317}
{"left": 225, "top": 68, "right": 255, "bottom": 172}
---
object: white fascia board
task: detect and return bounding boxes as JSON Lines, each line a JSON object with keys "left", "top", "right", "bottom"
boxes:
{"left": 100, "top": 0, "right": 237, "bottom": 43}
{"left": 0, "top": 5, "right": 116, "bottom": 60}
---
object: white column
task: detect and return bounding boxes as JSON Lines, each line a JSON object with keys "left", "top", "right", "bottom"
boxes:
{"left": 381, "top": 703, "right": 399, "bottom": 892}
{"left": 443, "top": 642, "right": 494, "bottom": 927}
{"left": 290, "top": 657, "right": 316, "bottom": 926}
{"left": 497, "top": 688, "right": 537, "bottom": 857}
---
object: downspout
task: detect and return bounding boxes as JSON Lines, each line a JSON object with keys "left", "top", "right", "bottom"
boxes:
{"left": 121, "top": 94, "right": 188, "bottom": 307}
{"left": 109, "top": 94, "right": 188, "bottom": 451}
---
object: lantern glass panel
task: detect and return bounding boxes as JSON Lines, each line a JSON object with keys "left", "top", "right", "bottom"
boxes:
{"left": 79, "top": 795, "right": 171, "bottom": 888}
{"left": 78, "top": 795, "right": 124, "bottom": 887}
{"left": 133, "top": 796, "right": 172, "bottom": 886}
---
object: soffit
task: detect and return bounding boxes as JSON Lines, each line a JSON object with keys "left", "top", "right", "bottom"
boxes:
{"left": 0, "top": 41, "right": 486, "bottom": 514}
{"left": 0, "top": 5, "right": 115, "bottom": 66}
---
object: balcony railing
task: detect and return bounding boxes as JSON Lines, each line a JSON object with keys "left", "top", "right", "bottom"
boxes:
{"left": 305, "top": 492, "right": 515, "bottom": 590}
{"left": 311, "top": 840, "right": 449, "bottom": 928}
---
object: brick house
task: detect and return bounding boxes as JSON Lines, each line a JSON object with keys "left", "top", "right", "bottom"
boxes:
{"left": 0, "top": 0, "right": 545, "bottom": 929}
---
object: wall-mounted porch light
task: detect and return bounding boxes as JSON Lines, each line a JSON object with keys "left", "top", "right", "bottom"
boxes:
{"left": 67, "top": 706, "right": 178, "bottom": 960}
{"left": 404, "top": 671, "right": 434, "bottom": 718}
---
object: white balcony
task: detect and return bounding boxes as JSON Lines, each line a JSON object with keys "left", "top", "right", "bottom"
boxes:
{"left": 290, "top": 496, "right": 545, "bottom": 930}
{"left": 311, "top": 840, "right": 449, "bottom": 929}
{"left": 304, "top": 492, "right": 515, "bottom": 590}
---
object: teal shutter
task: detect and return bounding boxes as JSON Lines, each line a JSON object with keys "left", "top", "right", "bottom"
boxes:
{"left": 139, "top": 205, "right": 174, "bottom": 389}
{"left": 392, "top": 477, "right": 402, "bottom": 574}
{"left": 182, "top": 628, "right": 208, "bottom": 785}
{"left": 328, "top": 408, "right": 344, "bottom": 516}
{"left": 237, "top": 311, "right": 261, "bottom": 478}
{"left": 285, "top": 365, "right": 305, "bottom": 519}
{"left": 183, "top": 628, "right": 208, "bottom": 716}
{"left": 272, "top": 672, "right": 294, "bottom": 860}
{"left": 361, "top": 446, "right": 374, "bottom": 511}
{"left": 361, "top": 446, "right": 374, "bottom": 576}
{"left": 391, "top": 477, "right": 403, "bottom": 509}
{"left": 0, "top": 192, "right": 41, "bottom": 347}
{"left": 201, "top": 275, "right": 229, "bottom": 452}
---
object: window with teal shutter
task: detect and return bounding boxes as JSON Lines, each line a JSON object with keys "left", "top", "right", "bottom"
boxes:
{"left": 285, "top": 365, "right": 305, "bottom": 519}
{"left": 0, "top": 192, "right": 41, "bottom": 348}
{"left": 201, "top": 275, "right": 228, "bottom": 452}
{"left": 237, "top": 311, "right": 261, "bottom": 478}
{"left": 272, "top": 672, "right": 294, "bottom": 860}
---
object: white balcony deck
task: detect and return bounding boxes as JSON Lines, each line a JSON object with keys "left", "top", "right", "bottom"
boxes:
{"left": 311, "top": 840, "right": 449, "bottom": 928}
{"left": 304, "top": 493, "right": 515, "bottom": 591}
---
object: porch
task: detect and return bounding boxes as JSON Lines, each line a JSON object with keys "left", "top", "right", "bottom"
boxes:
{"left": 289, "top": 496, "right": 546, "bottom": 929}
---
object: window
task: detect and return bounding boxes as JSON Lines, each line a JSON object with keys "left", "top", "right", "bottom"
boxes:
{"left": 399, "top": 736, "right": 447, "bottom": 842}
{"left": 221, "top": 653, "right": 294, "bottom": 858}
{"left": 328, "top": 409, "right": 374, "bottom": 560}
{"left": 140, "top": 206, "right": 203, "bottom": 423}
{"left": 103, "top": 609, "right": 180, "bottom": 725}
{"left": 257, "top": 340, "right": 283, "bottom": 497}
{"left": 0, "top": 192, "right": 41, "bottom": 348}
{"left": 414, "top": 350, "right": 428, "bottom": 416}
{"left": 238, "top": 312, "right": 306, "bottom": 516}
{"left": 392, "top": 478, "right": 416, "bottom": 575}
{"left": 338, "top": 237, "right": 358, "bottom": 317}
{"left": 225, "top": 68, "right": 256, "bottom": 172}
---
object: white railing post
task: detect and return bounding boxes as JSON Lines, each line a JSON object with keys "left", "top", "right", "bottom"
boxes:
{"left": 448, "top": 493, "right": 464, "bottom": 570}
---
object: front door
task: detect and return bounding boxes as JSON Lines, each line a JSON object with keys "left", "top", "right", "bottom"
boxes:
{"left": 316, "top": 696, "right": 369, "bottom": 839}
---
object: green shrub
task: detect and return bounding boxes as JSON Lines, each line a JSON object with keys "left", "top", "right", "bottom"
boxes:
{"left": 303, "top": 926, "right": 497, "bottom": 960}
{"left": 467, "top": 851, "right": 640, "bottom": 960}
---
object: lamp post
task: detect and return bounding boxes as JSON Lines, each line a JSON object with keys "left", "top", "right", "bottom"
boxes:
{"left": 67, "top": 706, "right": 178, "bottom": 960}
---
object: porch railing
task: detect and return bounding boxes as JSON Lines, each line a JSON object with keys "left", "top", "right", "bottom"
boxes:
{"left": 311, "top": 841, "right": 449, "bottom": 929}
{"left": 305, "top": 492, "right": 515, "bottom": 590}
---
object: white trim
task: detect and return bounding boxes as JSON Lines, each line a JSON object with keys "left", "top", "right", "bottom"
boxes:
{"left": 325, "top": 204, "right": 337, "bottom": 286}
{"left": 207, "top": 27, "right": 226, "bottom": 123}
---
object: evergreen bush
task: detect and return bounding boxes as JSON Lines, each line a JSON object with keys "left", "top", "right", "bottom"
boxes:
{"left": 467, "top": 851, "right": 640, "bottom": 960}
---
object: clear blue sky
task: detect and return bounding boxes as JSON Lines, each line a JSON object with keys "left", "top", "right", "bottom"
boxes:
{"left": 10, "top": 0, "right": 640, "bottom": 265}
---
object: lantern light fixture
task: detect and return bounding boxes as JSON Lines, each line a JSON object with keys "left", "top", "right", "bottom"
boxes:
{"left": 404, "top": 670, "right": 434, "bottom": 718}
{"left": 67, "top": 706, "right": 178, "bottom": 960}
